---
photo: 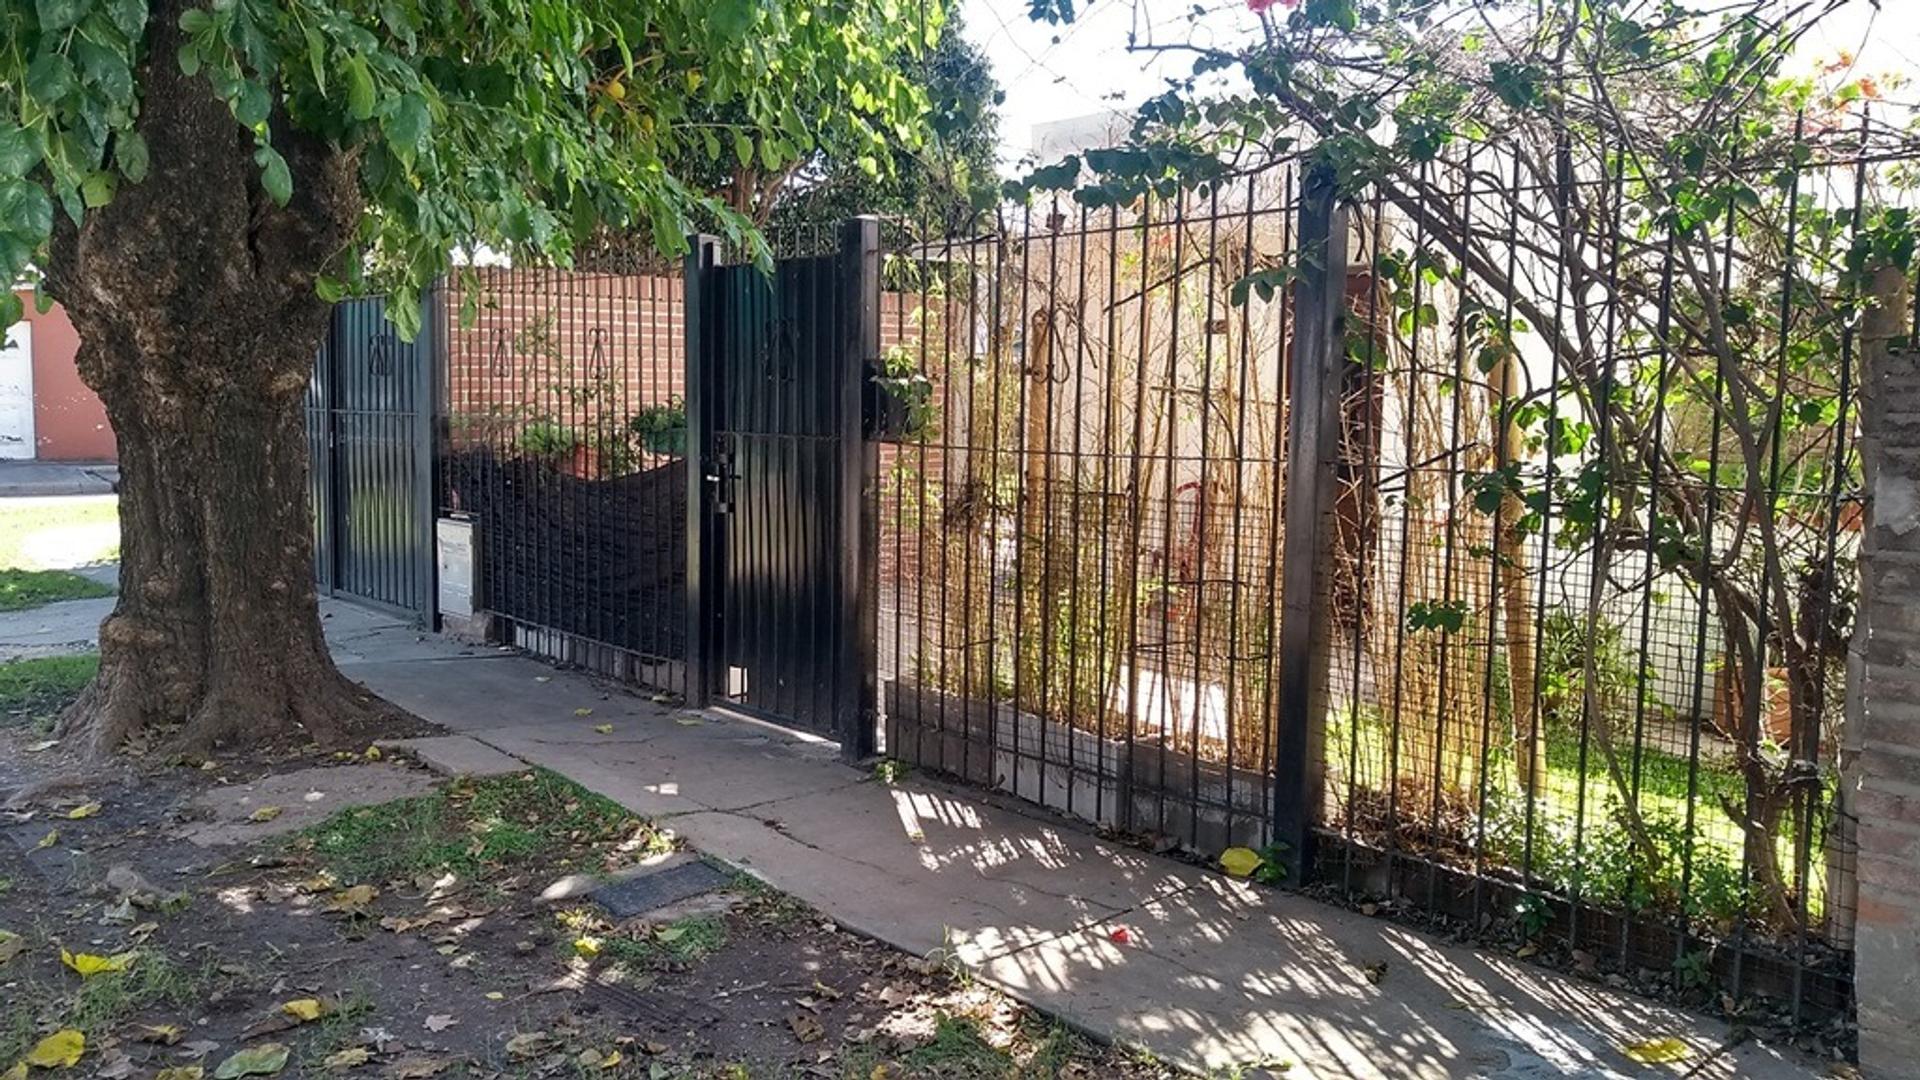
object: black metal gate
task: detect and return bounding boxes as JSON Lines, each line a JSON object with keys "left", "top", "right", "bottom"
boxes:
{"left": 307, "top": 294, "right": 437, "bottom": 623}
{"left": 685, "top": 220, "right": 879, "bottom": 753}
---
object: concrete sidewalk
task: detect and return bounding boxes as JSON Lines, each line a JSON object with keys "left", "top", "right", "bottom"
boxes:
{"left": 0, "top": 461, "right": 117, "bottom": 497}
{"left": 324, "top": 602, "right": 1824, "bottom": 1079}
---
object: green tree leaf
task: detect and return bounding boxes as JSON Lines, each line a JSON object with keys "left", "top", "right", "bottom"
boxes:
{"left": 35, "top": 0, "right": 89, "bottom": 32}
{"left": 381, "top": 94, "right": 431, "bottom": 159}
{"left": 344, "top": 56, "right": 376, "bottom": 121}
{"left": 254, "top": 144, "right": 292, "bottom": 206}
{"left": 0, "top": 130, "right": 42, "bottom": 179}
{"left": 113, "top": 130, "right": 149, "bottom": 182}
{"left": 26, "top": 54, "right": 77, "bottom": 108}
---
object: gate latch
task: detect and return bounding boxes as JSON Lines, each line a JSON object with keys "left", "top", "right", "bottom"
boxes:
{"left": 706, "top": 444, "right": 737, "bottom": 515}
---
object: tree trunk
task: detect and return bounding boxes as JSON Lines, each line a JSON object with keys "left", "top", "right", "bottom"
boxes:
{"left": 1489, "top": 348, "right": 1542, "bottom": 796}
{"left": 42, "top": 0, "right": 372, "bottom": 756}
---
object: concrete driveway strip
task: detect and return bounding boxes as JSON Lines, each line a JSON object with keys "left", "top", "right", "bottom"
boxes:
{"left": 324, "top": 602, "right": 1823, "bottom": 1079}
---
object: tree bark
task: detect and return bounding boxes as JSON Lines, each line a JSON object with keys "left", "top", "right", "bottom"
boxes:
{"left": 42, "top": 0, "right": 372, "bottom": 756}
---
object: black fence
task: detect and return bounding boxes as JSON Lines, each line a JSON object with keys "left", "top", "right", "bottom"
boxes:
{"left": 437, "top": 268, "right": 689, "bottom": 692}
{"left": 307, "top": 293, "right": 436, "bottom": 622}
{"left": 294, "top": 122, "right": 1920, "bottom": 1034}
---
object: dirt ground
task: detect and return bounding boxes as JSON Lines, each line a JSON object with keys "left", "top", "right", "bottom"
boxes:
{"left": 0, "top": 716, "right": 1201, "bottom": 1080}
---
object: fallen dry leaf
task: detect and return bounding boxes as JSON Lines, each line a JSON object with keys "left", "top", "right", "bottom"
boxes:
{"left": 384, "top": 1056, "right": 452, "bottom": 1079}
{"left": 574, "top": 708, "right": 595, "bottom": 717}
{"left": 249, "top": 806, "right": 284, "bottom": 824}
{"left": 156, "top": 1070, "right": 206, "bottom": 1080}
{"left": 66, "top": 802, "right": 102, "bottom": 819}
{"left": 95, "top": 1050, "right": 135, "bottom": 1079}
{"left": 788, "top": 1012, "right": 825, "bottom": 1044}
{"left": 180, "top": 1039, "right": 221, "bottom": 1060}
{"left": 592, "top": 723, "right": 614, "bottom": 734}
{"left": 573, "top": 936, "right": 602, "bottom": 958}
{"left": 1218, "top": 846, "right": 1263, "bottom": 878}
{"left": 505, "top": 1033, "right": 550, "bottom": 1060}
{"left": 423, "top": 1014, "right": 457, "bottom": 1033}
{"left": 326, "top": 885, "right": 379, "bottom": 914}
{"left": 135, "top": 1023, "right": 185, "bottom": 1045}
{"left": 0, "top": 930, "right": 24, "bottom": 964}
{"left": 25, "top": 1030, "right": 84, "bottom": 1068}
{"left": 1620, "top": 1036, "right": 1691, "bottom": 1064}
{"left": 281, "top": 998, "right": 328, "bottom": 1022}
{"left": 33, "top": 828, "right": 57, "bottom": 850}
{"left": 24, "top": 739, "right": 57, "bottom": 753}
{"left": 62, "top": 948, "right": 135, "bottom": 977}
{"left": 213, "top": 1043, "right": 290, "bottom": 1078}
{"left": 320, "top": 1047, "right": 371, "bottom": 1070}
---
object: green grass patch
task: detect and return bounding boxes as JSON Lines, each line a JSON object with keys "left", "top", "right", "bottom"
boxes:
{"left": 0, "top": 496, "right": 119, "bottom": 570}
{"left": 0, "top": 653, "right": 98, "bottom": 730}
{"left": 599, "top": 915, "right": 728, "bottom": 970}
{"left": 0, "top": 567, "right": 112, "bottom": 611}
{"left": 296, "top": 768, "right": 661, "bottom": 885}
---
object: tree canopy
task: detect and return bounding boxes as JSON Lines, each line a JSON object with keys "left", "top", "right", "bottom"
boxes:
{"left": 0, "top": 0, "right": 943, "bottom": 335}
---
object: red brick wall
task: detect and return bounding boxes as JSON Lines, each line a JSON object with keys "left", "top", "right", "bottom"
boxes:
{"left": 8, "top": 293, "right": 116, "bottom": 462}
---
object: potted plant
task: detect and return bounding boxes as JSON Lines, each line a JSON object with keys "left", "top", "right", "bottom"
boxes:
{"left": 867, "top": 344, "right": 934, "bottom": 441}
{"left": 628, "top": 399, "right": 688, "bottom": 456}
{"left": 515, "top": 420, "right": 597, "bottom": 476}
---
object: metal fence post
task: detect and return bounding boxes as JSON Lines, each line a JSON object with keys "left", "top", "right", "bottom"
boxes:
{"left": 684, "top": 234, "right": 722, "bottom": 709}
{"left": 1273, "top": 164, "right": 1348, "bottom": 882}
{"left": 840, "top": 216, "right": 882, "bottom": 760}
{"left": 413, "top": 285, "right": 442, "bottom": 628}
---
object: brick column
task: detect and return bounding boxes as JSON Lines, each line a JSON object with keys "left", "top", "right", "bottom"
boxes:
{"left": 1852, "top": 263, "right": 1920, "bottom": 1075}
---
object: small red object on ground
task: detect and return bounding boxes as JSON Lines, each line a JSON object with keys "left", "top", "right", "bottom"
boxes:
{"left": 1109, "top": 926, "right": 1131, "bottom": 945}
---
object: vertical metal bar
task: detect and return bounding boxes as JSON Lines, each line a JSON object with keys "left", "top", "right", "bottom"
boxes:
{"left": 684, "top": 235, "right": 722, "bottom": 709}
{"left": 842, "top": 217, "right": 882, "bottom": 759}
{"left": 417, "top": 285, "right": 442, "bottom": 625}
{"left": 1272, "top": 164, "right": 1347, "bottom": 881}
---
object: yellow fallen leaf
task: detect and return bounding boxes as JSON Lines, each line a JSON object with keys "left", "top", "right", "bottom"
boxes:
{"left": 592, "top": 724, "right": 613, "bottom": 734}
{"left": 596, "top": 1050, "right": 621, "bottom": 1070}
{"left": 33, "top": 829, "right": 57, "bottom": 850}
{"left": 135, "top": 1023, "right": 184, "bottom": 1045}
{"left": 320, "top": 1046, "right": 370, "bottom": 1069}
{"left": 1621, "top": 1037, "right": 1691, "bottom": 1064}
{"left": 25, "top": 1029, "right": 84, "bottom": 1068}
{"left": 363, "top": 745, "right": 382, "bottom": 761}
{"left": 157, "top": 1069, "right": 205, "bottom": 1080}
{"left": 483, "top": 991, "right": 504, "bottom": 1001}
{"left": 574, "top": 708, "right": 595, "bottom": 717}
{"left": 62, "top": 948, "right": 134, "bottom": 977}
{"left": 3, "top": 1062, "right": 25, "bottom": 1080}
{"left": 66, "top": 802, "right": 102, "bottom": 820}
{"left": 249, "top": 806, "right": 284, "bottom": 823}
{"left": 281, "top": 998, "right": 327, "bottom": 1022}
{"left": 1218, "top": 846, "right": 1263, "bottom": 878}
{"left": 326, "top": 884, "right": 379, "bottom": 913}
{"left": 573, "top": 936, "right": 602, "bottom": 958}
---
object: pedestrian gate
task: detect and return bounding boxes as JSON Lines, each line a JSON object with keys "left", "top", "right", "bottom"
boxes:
{"left": 684, "top": 221, "right": 879, "bottom": 752}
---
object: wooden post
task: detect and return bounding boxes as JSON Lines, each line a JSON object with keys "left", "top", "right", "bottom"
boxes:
{"left": 684, "top": 234, "right": 722, "bottom": 709}
{"left": 1272, "top": 165, "right": 1347, "bottom": 881}
{"left": 840, "top": 217, "right": 882, "bottom": 759}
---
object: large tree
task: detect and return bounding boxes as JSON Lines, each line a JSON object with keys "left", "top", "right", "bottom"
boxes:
{"left": 0, "top": 0, "right": 931, "bottom": 754}
{"left": 574, "top": 6, "right": 1003, "bottom": 273}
